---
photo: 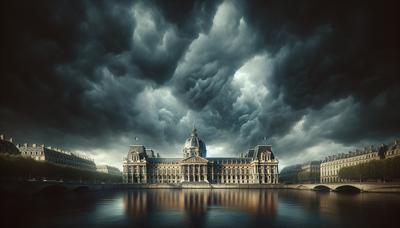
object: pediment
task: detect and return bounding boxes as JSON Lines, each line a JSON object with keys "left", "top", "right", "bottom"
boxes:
{"left": 180, "top": 156, "right": 209, "bottom": 163}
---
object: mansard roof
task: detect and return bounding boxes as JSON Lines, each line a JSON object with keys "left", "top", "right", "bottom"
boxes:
{"left": 243, "top": 145, "right": 274, "bottom": 160}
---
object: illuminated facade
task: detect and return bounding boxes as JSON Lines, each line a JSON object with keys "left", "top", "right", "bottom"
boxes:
{"left": 123, "top": 128, "right": 279, "bottom": 184}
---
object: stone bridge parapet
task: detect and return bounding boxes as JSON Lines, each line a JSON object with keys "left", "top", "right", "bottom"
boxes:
{"left": 285, "top": 182, "right": 400, "bottom": 193}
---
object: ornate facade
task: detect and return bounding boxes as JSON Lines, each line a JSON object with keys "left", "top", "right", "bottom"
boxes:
{"left": 123, "top": 128, "right": 279, "bottom": 184}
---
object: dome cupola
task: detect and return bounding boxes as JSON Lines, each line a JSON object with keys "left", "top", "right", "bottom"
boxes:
{"left": 183, "top": 126, "right": 207, "bottom": 158}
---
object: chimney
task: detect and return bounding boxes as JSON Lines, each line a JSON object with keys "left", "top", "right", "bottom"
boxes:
{"left": 395, "top": 139, "right": 399, "bottom": 145}
{"left": 0, "top": 134, "right": 4, "bottom": 140}
{"left": 9, "top": 137, "right": 13, "bottom": 143}
{"left": 33, "top": 144, "right": 36, "bottom": 148}
{"left": 24, "top": 143, "right": 28, "bottom": 147}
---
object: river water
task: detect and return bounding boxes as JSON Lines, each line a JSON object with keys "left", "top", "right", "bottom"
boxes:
{"left": 2, "top": 189, "right": 400, "bottom": 228}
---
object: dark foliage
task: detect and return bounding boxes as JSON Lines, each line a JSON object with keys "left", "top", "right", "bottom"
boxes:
{"left": 338, "top": 156, "right": 400, "bottom": 181}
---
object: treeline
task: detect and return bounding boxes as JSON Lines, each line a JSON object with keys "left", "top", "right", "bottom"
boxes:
{"left": 0, "top": 154, "right": 122, "bottom": 183}
{"left": 338, "top": 156, "right": 400, "bottom": 181}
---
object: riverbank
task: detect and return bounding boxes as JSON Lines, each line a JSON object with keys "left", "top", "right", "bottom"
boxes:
{"left": 122, "top": 183, "right": 285, "bottom": 189}
{"left": 2, "top": 180, "right": 400, "bottom": 195}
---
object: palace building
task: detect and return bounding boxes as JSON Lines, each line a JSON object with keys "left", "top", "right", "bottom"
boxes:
{"left": 123, "top": 128, "right": 279, "bottom": 184}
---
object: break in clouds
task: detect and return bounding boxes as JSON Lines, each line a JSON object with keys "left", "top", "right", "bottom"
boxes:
{"left": 1, "top": 0, "right": 399, "bottom": 168}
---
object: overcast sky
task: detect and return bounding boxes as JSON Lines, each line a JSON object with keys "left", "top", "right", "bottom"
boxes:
{"left": 1, "top": 0, "right": 399, "bottom": 169}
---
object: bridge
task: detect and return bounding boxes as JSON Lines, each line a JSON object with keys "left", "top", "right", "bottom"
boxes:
{"left": 285, "top": 182, "right": 400, "bottom": 193}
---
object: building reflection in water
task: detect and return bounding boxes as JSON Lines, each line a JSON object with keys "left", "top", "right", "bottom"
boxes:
{"left": 124, "top": 189, "right": 278, "bottom": 227}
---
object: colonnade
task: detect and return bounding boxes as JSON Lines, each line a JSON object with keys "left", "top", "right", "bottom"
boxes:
{"left": 254, "top": 165, "right": 278, "bottom": 184}
{"left": 181, "top": 164, "right": 208, "bottom": 182}
{"left": 126, "top": 165, "right": 147, "bottom": 184}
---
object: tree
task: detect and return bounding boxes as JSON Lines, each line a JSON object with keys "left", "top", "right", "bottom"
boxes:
{"left": 338, "top": 156, "right": 400, "bottom": 181}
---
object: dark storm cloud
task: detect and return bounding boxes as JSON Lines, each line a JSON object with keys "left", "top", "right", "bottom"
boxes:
{"left": 1, "top": 0, "right": 399, "bottom": 167}
{"left": 0, "top": 0, "right": 217, "bottom": 148}
{"left": 240, "top": 0, "right": 400, "bottom": 146}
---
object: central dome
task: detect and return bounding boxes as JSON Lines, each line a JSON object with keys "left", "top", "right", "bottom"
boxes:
{"left": 183, "top": 127, "right": 207, "bottom": 158}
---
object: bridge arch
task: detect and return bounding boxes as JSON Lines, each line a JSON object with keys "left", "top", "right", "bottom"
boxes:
{"left": 313, "top": 185, "right": 331, "bottom": 192}
{"left": 334, "top": 185, "right": 361, "bottom": 193}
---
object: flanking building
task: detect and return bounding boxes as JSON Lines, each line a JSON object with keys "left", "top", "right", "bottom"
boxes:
{"left": 298, "top": 161, "right": 321, "bottom": 183}
{"left": 279, "top": 160, "right": 321, "bottom": 184}
{"left": 18, "top": 143, "right": 96, "bottom": 171}
{"left": 279, "top": 164, "right": 302, "bottom": 184}
{"left": 385, "top": 140, "right": 400, "bottom": 158}
{"left": 123, "top": 128, "right": 279, "bottom": 184}
{"left": 96, "top": 165, "right": 122, "bottom": 176}
{"left": 320, "top": 139, "right": 400, "bottom": 183}
{"left": 0, "top": 134, "right": 20, "bottom": 155}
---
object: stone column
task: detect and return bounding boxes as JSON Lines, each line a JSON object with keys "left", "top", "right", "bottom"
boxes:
{"left": 187, "top": 165, "right": 190, "bottom": 181}
{"left": 192, "top": 165, "right": 195, "bottom": 182}
{"left": 203, "top": 165, "right": 207, "bottom": 182}
{"left": 130, "top": 165, "right": 134, "bottom": 184}
{"left": 211, "top": 165, "right": 214, "bottom": 183}
{"left": 239, "top": 168, "right": 242, "bottom": 184}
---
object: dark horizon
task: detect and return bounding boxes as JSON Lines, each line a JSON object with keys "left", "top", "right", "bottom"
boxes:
{"left": 1, "top": 0, "right": 399, "bottom": 168}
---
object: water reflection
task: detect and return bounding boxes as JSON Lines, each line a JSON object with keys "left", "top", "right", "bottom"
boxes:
{"left": 123, "top": 190, "right": 400, "bottom": 228}
{"left": 124, "top": 189, "right": 278, "bottom": 227}
{"left": 2, "top": 189, "right": 400, "bottom": 228}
